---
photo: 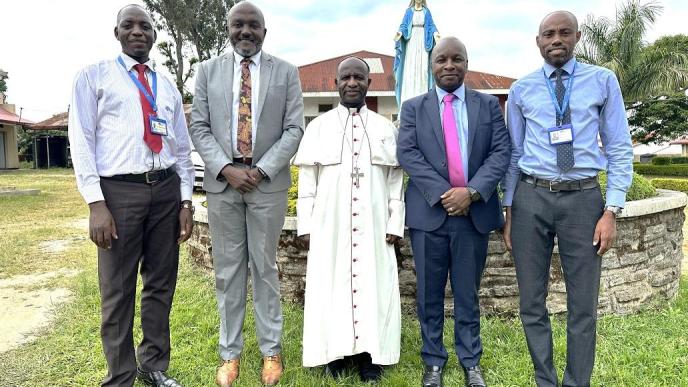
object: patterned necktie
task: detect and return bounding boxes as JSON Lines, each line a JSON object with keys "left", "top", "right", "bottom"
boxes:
{"left": 134, "top": 64, "right": 162, "bottom": 153}
{"left": 237, "top": 57, "right": 253, "bottom": 157}
{"left": 442, "top": 93, "right": 466, "bottom": 187}
{"left": 554, "top": 68, "right": 574, "bottom": 171}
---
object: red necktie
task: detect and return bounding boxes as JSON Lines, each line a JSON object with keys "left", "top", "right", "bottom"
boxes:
{"left": 134, "top": 64, "right": 162, "bottom": 154}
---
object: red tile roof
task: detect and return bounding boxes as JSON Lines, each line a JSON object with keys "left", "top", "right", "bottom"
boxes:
{"left": 670, "top": 137, "right": 688, "bottom": 145}
{"left": 0, "top": 106, "right": 33, "bottom": 125}
{"left": 298, "top": 50, "right": 516, "bottom": 93}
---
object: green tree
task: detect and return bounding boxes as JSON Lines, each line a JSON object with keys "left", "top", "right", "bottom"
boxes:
{"left": 627, "top": 92, "right": 688, "bottom": 144}
{"left": 143, "top": 0, "right": 234, "bottom": 102}
{"left": 576, "top": 0, "right": 688, "bottom": 101}
{"left": 0, "top": 69, "right": 7, "bottom": 95}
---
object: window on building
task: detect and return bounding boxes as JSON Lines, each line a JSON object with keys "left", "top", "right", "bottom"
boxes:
{"left": 318, "top": 104, "right": 333, "bottom": 112}
{"left": 392, "top": 114, "right": 398, "bottom": 122}
{"left": 305, "top": 116, "right": 316, "bottom": 126}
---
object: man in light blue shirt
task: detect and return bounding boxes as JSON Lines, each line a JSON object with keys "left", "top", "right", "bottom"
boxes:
{"left": 501, "top": 10, "right": 633, "bottom": 387}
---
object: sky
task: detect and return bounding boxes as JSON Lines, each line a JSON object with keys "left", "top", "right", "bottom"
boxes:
{"left": 1, "top": 0, "right": 686, "bottom": 122}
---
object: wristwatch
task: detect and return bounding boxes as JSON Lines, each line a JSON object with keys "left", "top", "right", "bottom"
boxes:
{"left": 604, "top": 205, "right": 622, "bottom": 217}
{"left": 181, "top": 201, "right": 195, "bottom": 214}
{"left": 467, "top": 186, "right": 481, "bottom": 202}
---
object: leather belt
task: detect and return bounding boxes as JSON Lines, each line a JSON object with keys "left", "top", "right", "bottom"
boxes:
{"left": 102, "top": 167, "right": 176, "bottom": 185}
{"left": 520, "top": 173, "right": 599, "bottom": 192}
{"left": 233, "top": 157, "right": 253, "bottom": 165}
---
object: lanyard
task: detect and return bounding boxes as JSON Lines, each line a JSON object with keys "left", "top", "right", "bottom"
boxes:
{"left": 542, "top": 61, "right": 576, "bottom": 122}
{"left": 117, "top": 56, "right": 158, "bottom": 112}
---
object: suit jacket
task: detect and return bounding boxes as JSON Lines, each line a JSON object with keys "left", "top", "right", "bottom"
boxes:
{"left": 189, "top": 51, "right": 304, "bottom": 193}
{"left": 397, "top": 87, "right": 511, "bottom": 234}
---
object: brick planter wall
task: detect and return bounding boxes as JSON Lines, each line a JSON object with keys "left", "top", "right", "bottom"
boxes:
{"left": 188, "top": 190, "right": 686, "bottom": 316}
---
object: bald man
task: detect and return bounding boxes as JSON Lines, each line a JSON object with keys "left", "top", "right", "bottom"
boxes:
{"left": 398, "top": 37, "right": 511, "bottom": 387}
{"left": 189, "top": 1, "right": 303, "bottom": 386}
{"left": 502, "top": 11, "right": 632, "bottom": 387}
{"left": 294, "top": 57, "right": 404, "bottom": 382}
{"left": 68, "top": 4, "right": 194, "bottom": 386}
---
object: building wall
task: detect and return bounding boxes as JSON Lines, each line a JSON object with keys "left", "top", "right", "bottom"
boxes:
{"left": 303, "top": 95, "right": 399, "bottom": 125}
{"left": 0, "top": 124, "right": 20, "bottom": 169}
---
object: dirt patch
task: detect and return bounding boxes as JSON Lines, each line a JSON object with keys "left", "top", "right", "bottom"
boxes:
{"left": 0, "top": 269, "right": 79, "bottom": 353}
{"left": 38, "top": 235, "right": 87, "bottom": 254}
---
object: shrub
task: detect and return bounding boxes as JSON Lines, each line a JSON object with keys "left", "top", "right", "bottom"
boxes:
{"left": 287, "top": 166, "right": 298, "bottom": 216}
{"left": 671, "top": 156, "right": 688, "bottom": 164}
{"left": 652, "top": 156, "right": 671, "bottom": 165}
{"left": 634, "top": 164, "right": 688, "bottom": 177}
{"left": 599, "top": 171, "right": 656, "bottom": 201}
{"left": 651, "top": 178, "right": 688, "bottom": 192}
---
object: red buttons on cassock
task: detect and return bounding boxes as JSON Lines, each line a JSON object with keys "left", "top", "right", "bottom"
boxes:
{"left": 353, "top": 289, "right": 357, "bottom": 293}
{"left": 353, "top": 228, "right": 358, "bottom": 232}
{"left": 353, "top": 198, "right": 359, "bottom": 201}
{"left": 355, "top": 336, "right": 359, "bottom": 339}
{"left": 355, "top": 321, "right": 358, "bottom": 324}
{"left": 353, "top": 274, "right": 357, "bottom": 277}
{"left": 354, "top": 305, "right": 357, "bottom": 308}
{"left": 354, "top": 138, "right": 359, "bottom": 142}
{"left": 353, "top": 258, "right": 358, "bottom": 262}
{"left": 354, "top": 152, "right": 359, "bottom": 156}
{"left": 353, "top": 243, "right": 358, "bottom": 247}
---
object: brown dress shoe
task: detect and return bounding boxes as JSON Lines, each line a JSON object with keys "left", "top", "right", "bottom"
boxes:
{"left": 216, "top": 359, "right": 240, "bottom": 387}
{"left": 261, "top": 354, "right": 283, "bottom": 386}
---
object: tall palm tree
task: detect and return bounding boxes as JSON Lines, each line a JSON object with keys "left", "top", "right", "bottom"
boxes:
{"left": 576, "top": 0, "right": 688, "bottom": 101}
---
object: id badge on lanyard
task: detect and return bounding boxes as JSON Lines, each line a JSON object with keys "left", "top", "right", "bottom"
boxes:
{"left": 543, "top": 62, "right": 576, "bottom": 146}
{"left": 117, "top": 56, "right": 168, "bottom": 136}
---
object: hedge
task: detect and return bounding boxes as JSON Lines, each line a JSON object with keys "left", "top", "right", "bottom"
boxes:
{"left": 633, "top": 164, "right": 688, "bottom": 177}
{"left": 649, "top": 156, "right": 688, "bottom": 165}
{"left": 599, "top": 171, "right": 656, "bottom": 201}
{"left": 651, "top": 178, "right": 688, "bottom": 193}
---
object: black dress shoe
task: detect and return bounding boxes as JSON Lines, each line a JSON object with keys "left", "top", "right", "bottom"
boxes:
{"left": 325, "top": 358, "right": 348, "bottom": 378}
{"left": 137, "top": 368, "right": 182, "bottom": 387}
{"left": 422, "top": 365, "right": 443, "bottom": 387}
{"left": 355, "top": 352, "right": 383, "bottom": 382}
{"left": 462, "top": 365, "right": 486, "bottom": 387}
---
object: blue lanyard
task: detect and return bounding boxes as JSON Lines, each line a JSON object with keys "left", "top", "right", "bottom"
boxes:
{"left": 117, "top": 56, "right": 158, "bottom": 112}
{"left": 542, "top": 61, "right": 576, "bottom": 122}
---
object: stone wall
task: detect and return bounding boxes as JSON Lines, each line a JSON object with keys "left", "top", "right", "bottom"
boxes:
{"left": 188, "top": 190, "right": 686, "bottom": 316}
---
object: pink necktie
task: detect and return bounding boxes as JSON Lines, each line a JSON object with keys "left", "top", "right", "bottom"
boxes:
{"left": 442, "top": 93, "right": 465, "bottom": 187}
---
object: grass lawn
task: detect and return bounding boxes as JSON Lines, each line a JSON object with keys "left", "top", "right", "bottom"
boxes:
{"left": 1, "top": 169, "right": 687, "bottom": 386}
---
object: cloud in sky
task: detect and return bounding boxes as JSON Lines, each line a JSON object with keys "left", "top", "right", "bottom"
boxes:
{"left": 2, "top": 0, "right": 686, "bottom": 121}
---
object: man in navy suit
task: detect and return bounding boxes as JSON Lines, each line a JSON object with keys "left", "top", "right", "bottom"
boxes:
{"left": 398, "top": 37, "right": 510, "bottom": 387}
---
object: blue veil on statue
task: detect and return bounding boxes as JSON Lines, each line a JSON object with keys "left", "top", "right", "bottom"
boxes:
{"left": 393, "top": 0, "right": 440, "bottom": 110}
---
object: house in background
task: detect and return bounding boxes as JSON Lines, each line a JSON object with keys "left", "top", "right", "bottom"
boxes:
{"left": 297, "top": 50, "right": 516, "bottom": 125}
{"left": 26, "top": 112, "right": 69, "bottom": 168}
{"left": 0, "top": 103, "right": 32, "bottom": 169}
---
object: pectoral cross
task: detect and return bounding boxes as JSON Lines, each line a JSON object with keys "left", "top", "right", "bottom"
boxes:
{"left": 351, "top": 166, "right": 364, "bottom": 188}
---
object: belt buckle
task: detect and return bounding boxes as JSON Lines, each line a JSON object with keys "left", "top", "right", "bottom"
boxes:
{"left": 549, "top": 180, "right": 560, "bottom": 192}
{"left": 145, "top": 171, "right": 160, "bottom": 185}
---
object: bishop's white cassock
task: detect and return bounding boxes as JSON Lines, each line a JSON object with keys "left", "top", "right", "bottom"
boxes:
{"left": 293, "top": 104, "right": 405, "bottom": 367}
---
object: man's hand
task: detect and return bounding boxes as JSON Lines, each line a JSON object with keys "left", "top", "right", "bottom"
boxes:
{"left": 502, "top": 207, "right": 512, "bottom": 252}
{"left": 89, "top": 201, "right": 117, "bottom": 249}
{"left": 386, "top": 234, "right": 400, "bottom": 245}
{"left": 440, "top": 187, "right": 471, "bottom": 216}
{"left": 221, "top": 165, "right": 257, "bottom": 194}
{"left": 247, "top": 168, "right": 264, "bottom": 186}
{"left": 299, "top": 234, "right": 310, "bottom": 250}
{"left": 593, "top": 211, "right": 617, "bottom": 255}
{"left": 178, "top": 205, "right": 194, "bottom": 245}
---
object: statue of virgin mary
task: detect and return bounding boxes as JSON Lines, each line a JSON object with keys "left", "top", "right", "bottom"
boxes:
{"left": 393, "top": 0, "right": 440, "bottom": 109}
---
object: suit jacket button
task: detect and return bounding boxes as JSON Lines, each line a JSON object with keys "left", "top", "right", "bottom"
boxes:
{"left": 441, "top": 161, "right": 446, "bottom": 167}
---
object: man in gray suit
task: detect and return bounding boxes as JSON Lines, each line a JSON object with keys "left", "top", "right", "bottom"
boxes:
{"left": 189, "top": 2, "right": 304, "bottom": 386}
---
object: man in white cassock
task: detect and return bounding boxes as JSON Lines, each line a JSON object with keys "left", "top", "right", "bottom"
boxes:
{"left": 293, "top": 57, "right": 405, "bottom": 383}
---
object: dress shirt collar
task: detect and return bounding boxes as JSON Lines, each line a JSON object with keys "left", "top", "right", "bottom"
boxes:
{"left": 119, "top": 53, "right": 155, "bottom": 73}
{"left": 543, "top": 57, "right": 576, "bottom": 78}
{"left": 233, "top": 50, "right": 262, "bottom": 66}
{"left": 435, "top": 83, "right": 466, "bottom": 103}
{"left": 337, "top": 103, "right": 368, "bottom": 116}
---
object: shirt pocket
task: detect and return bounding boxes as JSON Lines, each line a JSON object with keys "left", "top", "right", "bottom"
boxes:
{"left": 370, "top": 136, "right": 399, "bottom": 167}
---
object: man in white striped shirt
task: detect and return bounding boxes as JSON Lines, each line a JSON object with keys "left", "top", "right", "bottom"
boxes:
{"left": 68, "top": 4, "right": 193, "bottom": 387}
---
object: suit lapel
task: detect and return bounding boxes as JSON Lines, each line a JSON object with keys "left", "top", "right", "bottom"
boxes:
{"left": 465, "top": 88, "right": 480, "bottom": 161}
{"left": 255, "top": 52, "right": 273, "bottom": 124}
{"left": 422, "top": 91, "right": 446, "bottom": 155}
{"left": 221, "top": 54, "right": 234, "bottom": 116}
